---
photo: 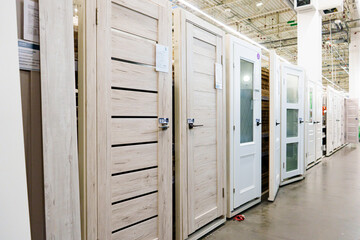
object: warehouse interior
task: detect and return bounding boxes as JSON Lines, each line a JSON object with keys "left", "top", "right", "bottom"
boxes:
{"left": 1, "top": 0, "right": 360, "bottom": 239}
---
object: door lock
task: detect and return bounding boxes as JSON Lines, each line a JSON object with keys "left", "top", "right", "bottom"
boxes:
{"left": 159, "top": 118, "right": 170, "bottom": 130}
{"left": 187, "top": 118, "right": 203, "bottom": 129}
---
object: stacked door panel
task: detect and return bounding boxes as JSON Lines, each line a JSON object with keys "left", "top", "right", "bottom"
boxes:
{"left": 94, "top": 1, "right": 172, "bottom": 239}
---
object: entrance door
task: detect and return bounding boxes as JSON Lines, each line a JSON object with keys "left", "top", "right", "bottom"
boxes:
{"left": 306, "top": 81, "right": 315, "bottom": 166}
{"left": 281, "top": 64, "right": 305, "bottom": 181}
{"left": 269, "top": 51, "right": 281, "bottom": 201}
{"left": 95, "top": 1, "right": 172, "bottom": 239}
{"left": 233, "top": 40, "right": 261, "bottom": 208}
{"left": 315, "top": 84, "right": 323, "bottom": 160}
{"left": 346, "top": 98, "right": 359, "bottom": 143}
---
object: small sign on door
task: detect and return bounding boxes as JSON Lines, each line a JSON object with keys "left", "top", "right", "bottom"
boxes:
{"left": 156, "top": 44, "right": 169, "bottom": 73}
{"left": 215, "top": 63, "right": 223, "bottom": 89}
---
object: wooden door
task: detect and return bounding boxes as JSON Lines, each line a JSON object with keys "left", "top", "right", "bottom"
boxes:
{"left": 346, "top": 98, "right": 359, "bottom": 144}
{"left": 281, "top": 63, "right": 305, "bottom": 181}
{"left": 233, "top": 40, "right": 261, "bottom": 208}
{"left": 174, "top": 9, "right": 226, "bottom": 239}
{"left": 96, "top": 1, "right": 172, "bottom": 239}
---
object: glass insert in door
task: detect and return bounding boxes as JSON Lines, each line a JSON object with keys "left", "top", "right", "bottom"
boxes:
{"left": 287, "top": 74, "right": 299, "bottom": 104}
{"left": 286, "top": 143, "right": 298, "bottom": 171}
{"left": 240, "top": 59, "right": 254, "bottom": 143}
{"left": 287, "top": 109, "right": 298, "bottom": 137}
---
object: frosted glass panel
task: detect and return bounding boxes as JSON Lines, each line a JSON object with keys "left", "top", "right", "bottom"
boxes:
{"left": 286, "top": 143, "right": 298, "bottom": 172}
{"left": 287, "top": 74, "right": 299, "bottom": 104}
{"left": 240, "top": 59, "right": 254, "bottom": 144}
{"left": 287, "top": 109, "right": 298, "bottom": 137}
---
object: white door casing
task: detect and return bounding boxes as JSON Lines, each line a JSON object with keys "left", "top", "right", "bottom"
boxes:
{"left": 269, "top": 50, "right": 281, "bottom": 201}
{"left": 232, "top": 38, "right": 262, "bottom": 209}
{"left": 281, "top": 63, "right": 305, "bottom": 181}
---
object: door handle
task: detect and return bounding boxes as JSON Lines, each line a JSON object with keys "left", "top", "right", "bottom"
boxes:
{"left": 187, "top": 118, "right": 203, "bottom": 129}
{"left": 159, "top": 118, "right": 170, "bottom": 131}
{"left": 276, "top": 121, "right": 281, "bottom": 126}
{"left": 299, "top": 118, "right": 304, "bottom": 124}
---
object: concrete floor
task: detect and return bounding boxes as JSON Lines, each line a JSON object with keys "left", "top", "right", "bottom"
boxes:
{"left": 205, "top": 144, "right": 360, "bottom": 240}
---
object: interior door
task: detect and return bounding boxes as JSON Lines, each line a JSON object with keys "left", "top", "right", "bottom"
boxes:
{"left": 306, "top": 81, "right": 315, "bottom": 165}
{"left": 186, "top": 23, "right": 224, "bottom": 234}
{"left": 281, "top": 64, "right": 304, "bottom": 181}
{"left": 346, "top": 98, "right": 359, "bottom": 143}
{"left": 233, "top": 41, "right": 261, "bottom": 208}
{"left": 269, "top": 51, "right": 281, "bottom": 201}
{"left": 326, "top": 88, "right": 334, "bottom": 155}
{"left": 96, "top": 1, "right": 172, "bottom": 239}
{"left": 315, "top": 84, "right": 323, "bottom": 160}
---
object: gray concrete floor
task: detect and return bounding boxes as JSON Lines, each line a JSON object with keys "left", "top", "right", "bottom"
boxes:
{"left": 205, "top": 144, "right": 360, "bottom": 240}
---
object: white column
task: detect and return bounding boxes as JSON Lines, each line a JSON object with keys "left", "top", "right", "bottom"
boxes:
{"left": 349, "top": 28, "right": 360, "bottom": 102}
{"left": 0, "top": 1, "right": 31, "bottom": 240}
{"left": 297, "top": 9, "right": 323, "bottom": 84}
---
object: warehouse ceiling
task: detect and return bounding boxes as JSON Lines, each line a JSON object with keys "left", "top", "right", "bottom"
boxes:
{"left": 172, "top": 0, "right": 360, "bottom": 92}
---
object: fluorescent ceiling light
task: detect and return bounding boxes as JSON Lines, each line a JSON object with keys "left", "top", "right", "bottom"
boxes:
{"left": 256, "top": 2, "right": 263, "bottom": 7}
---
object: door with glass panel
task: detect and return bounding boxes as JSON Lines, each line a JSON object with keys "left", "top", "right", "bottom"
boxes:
{"left": 281, "top": 64, "right": 304, "bottom": 181}
{"left": 233, "top": 41, "right": 261, "bottom": 208}
{"left": 306, "top": 81, "right": 315, "bottom": 166}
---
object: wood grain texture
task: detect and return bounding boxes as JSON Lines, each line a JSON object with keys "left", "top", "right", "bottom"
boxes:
{"left": 111, "top": 3, "right": 158, "bottom": 41}
{"left": 111, "top": 168, "right": 158, "bottom": 202}
{"left": 111, "top": 193, "right": 158, "bottom": 231}
{"left": 111, "top": 0, "right": 159, "bottom": 19}
{"left": 111, "top": 143, "right": 158, "bottom": 174}
{"left": 111, "top": 217, "right": 158, "bottom": 240}
{"left": 112, "top": 30, "right": 156, "bottom": 66}
{"left": 111, "top": 89, "right": 157, "bottom": 116}
{"left": 111, "top": 118, "right": 158, "bottom": 145}
{"left": 38, "top": 0, "right": 81, "bottom": 239}
{"left": 111, "top": 60, "right": 158, "bottom": 91}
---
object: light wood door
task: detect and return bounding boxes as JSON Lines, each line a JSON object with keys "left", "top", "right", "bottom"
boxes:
{"left": 186, "top": 22, "right": 224, "bottom": 234}
{"left": 269, "top": 51, "right": 281, "bottom": 201}
{"left": 233, "top": 41, "right": 261, "bottom": 208}
{"left": 306, "top": 81, "right": 315, "bottom": 166}
{"left": 96, "top": 1, "right": 172, "bottom": 239}
{"left": 281, "top": 64, "right": 305, "bottom": 181}
{"left": 315, "top": 84, "right": 323, "bottom": 160}
{"left": 346, "top": 98, "right": 359, "bottom": 143}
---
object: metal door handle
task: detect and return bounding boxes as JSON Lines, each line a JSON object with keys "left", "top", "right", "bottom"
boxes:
{"left": 276, "top": 121, "right": 281, "bottom": 126}
{"left": 159, "top": 125, "right": 169, "bottom": 130}
{"left": 299, "top": 120, "right": 304, "bottom": 124}
{"left": 189, "top": 123, "right": 204, "bottom": 129}
{"left": 257, "top": 122, "right": 262, "bottom": 126}
{"left": 158, "top": 118, "right": 169, "bottom": 131}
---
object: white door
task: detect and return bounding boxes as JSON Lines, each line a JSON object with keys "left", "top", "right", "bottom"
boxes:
{"left": 326, "top": 88, "right": 334, "bottom": 155}
{"left": 346, "top": 98, "right": 359, "bottom": 143}
{"left": 281, "top": 64, "right": 305, "bottom": 181}
{"left": 233, "top": 41, "right": 261, "bottom": 208}
{"left": 269, "top": 51, "right": 281, "bottom": 201}
{"left": 306, "top": 81, "right": 316, "bottom": 166}
{"left": 315, "top": 85, "right": 323, "bottom": 160}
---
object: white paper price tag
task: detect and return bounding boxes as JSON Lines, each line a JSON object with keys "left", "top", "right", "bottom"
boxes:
{"left": 156, "top": 44, "right": 169, "bottom": 73}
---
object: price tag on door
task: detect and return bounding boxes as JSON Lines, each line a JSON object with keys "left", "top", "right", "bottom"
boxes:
{"left": 156, "top": 44, "right": 169, "bottom": 73}
{"left": 215, "top": 63, "right": 223, "bottom": 89}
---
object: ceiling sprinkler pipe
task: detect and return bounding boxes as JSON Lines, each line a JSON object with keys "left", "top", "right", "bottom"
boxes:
{"left": 282, "top": 0, "right": 295, "bottom": 12}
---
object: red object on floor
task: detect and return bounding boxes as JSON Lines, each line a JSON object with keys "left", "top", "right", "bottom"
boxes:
{"left": 233, "top": 214, "right": 245, "bottom": 222}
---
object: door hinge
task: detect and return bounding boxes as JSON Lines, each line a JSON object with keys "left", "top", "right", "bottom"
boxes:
{"left": 283, "top": 162, "right": 285, "bottom": 169}
{"left": 222, "top": 188, "right": 225, "bottom": 198}
{"left": 96, "top": 8, "right": 99, "bottom": 25}
{"left": 221, "top": 55, "right": 223, "bottom": 65}
{"left": 233, "top": 188, "right": 235, "bottom": 193}
{"left": 306, "top": 153, "right": 308, "bottom": 158}
{"left": 233, "top": 125, "right": 236, "bottom": 131}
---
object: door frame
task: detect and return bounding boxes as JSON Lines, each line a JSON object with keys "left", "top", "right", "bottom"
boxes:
{"left": 226, "top": 35, "right": 262, "bottom": 215}
{"left": 174, "top": 9, "right": 226, "bottom": 240}
{"left": 280, "top": 63, "right": 305, "bottom": 182}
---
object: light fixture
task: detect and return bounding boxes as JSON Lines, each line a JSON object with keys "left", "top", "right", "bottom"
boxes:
{"left": 256, "top": 2, "right": 263, "bottom": 7}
